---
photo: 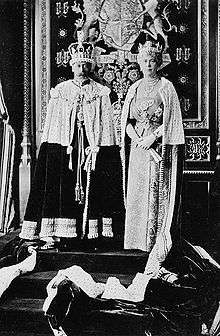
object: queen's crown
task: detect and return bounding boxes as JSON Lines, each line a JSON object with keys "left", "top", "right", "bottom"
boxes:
{"left": 68, "top": 31, "right": 95, "bottom": 65}
{"left": 138, "top": 41, "right": 163, "bottom": 56}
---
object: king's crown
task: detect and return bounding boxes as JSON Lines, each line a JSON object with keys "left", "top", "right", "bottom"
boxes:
{"left": 68, "top": 31, "right": 95, "bottom": 65}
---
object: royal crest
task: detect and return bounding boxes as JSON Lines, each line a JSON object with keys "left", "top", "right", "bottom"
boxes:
{"left": 83, "top": 0, "right": 145, "bottom": 51}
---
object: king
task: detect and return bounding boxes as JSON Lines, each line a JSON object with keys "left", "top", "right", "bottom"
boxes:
{"left": 20, "top": 31, "right": 125, "bottom": 250}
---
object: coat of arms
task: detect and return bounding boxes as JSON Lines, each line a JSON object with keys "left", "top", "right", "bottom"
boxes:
{"left": 82, "top": 0, "right": 171, "bottom": 52}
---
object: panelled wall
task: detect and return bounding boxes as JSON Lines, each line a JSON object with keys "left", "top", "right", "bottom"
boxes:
{"left": 181, "top": 0, "right": 218, "bottom": 246}
{"left": 16, "top": 0, "right": 220, "bottom": 245}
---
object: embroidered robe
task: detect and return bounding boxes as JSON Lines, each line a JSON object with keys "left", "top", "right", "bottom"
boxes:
{"left": 20, "top": 79, "right": 124, "bottom": 241}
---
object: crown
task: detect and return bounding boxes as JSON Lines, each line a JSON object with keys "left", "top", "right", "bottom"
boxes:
{"left": 68, "top": 31, "right": 95, "bottom": 66}
{"left": 138, "top": 40, "right": 163, "bottom": 57}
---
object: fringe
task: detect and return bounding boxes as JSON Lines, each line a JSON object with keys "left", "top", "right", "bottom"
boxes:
{"left": 102, "top": 217, "right": 113, "bottom": 237}
{"left": 88, "top": 219, "right": 98, "bottom": 239}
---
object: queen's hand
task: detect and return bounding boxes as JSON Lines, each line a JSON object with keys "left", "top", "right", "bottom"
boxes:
{"left": 136, "top": 133, "right": 156, "bottom": 150}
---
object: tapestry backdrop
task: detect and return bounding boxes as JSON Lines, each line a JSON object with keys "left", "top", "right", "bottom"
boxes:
{"left": 50, "top": 0, "right": 214, "bottom": 167}
{"left": 51, "top": 0, "right": 198, "bottom": 117}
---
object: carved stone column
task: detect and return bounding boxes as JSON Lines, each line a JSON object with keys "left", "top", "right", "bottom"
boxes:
{"left": 19, "top": 0, "right": 33, "bottom": 224}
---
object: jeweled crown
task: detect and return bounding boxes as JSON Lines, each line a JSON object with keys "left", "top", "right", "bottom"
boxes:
{"left": 138, "top": 41, "right": 163, "bottom": 57}
{"left": 68, "top": 31, "right": 95, "bottom": 66}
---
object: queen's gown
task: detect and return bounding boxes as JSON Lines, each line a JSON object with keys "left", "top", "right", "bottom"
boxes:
{"left": 121, "top": 77, "right": 185, "bottom": 272}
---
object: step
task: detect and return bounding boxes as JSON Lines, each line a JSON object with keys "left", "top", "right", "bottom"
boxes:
{"left": 0, "top": 297, "right": 148, "bottom": 336}
{"left": 0, "top": 298, "right": 50, "bottom": 333}
{"left": 8, "top": 270, "right": 136, "bottom": 299}
{"left": 38, "top": 250, "right": 148, "bottom": 274}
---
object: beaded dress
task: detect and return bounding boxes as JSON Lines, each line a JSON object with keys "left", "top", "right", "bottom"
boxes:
{"left": 124, "top": 84, "right": 164, "bottom": 252}
{"left": 121, "top": 77, "right": 185, "bottom": 272}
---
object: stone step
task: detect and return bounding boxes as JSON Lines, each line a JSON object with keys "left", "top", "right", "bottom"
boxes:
{"left": 38, "top": 250, "right": 148, "bottom": 274}
{"left": 8, "top": 270, "right": 136, "bottom": 299}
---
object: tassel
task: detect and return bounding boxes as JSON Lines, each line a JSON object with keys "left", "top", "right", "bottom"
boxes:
{"left": 102, "top": 217, "right": 113, "bottom": 237}
{"left": 67, "top": 145, "right": 73, "bottom": 170}
{"left": 79, "top": 186, "right": 85, "bottom": 204}
{"left": 88, "top": 219, "right": 98, "bottom": 239}
{"left": 75, "top": 183, "right": 80, "bottom": 201}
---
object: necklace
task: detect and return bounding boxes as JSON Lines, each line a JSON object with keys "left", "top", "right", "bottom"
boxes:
{"left": 141, "top": 77, "right": 160, "bottom": 96}
{"left": 72, "top": 78, "right": 90, "bottom": 88}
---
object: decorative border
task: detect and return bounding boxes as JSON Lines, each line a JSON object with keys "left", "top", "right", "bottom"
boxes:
{"left": 183, "top": 170, "right": 214, "bottom": 175}
{"left": 23, "top": 0, "right": 32, "bottom": 141}
{"left": 21, "top": 0, "right": 32, "bottom": 166}
{"left": 35, "top": 0, "right": 51, "bottom": 150}
{"left": 183, "top": 0, "right": 209, "bottom": 129}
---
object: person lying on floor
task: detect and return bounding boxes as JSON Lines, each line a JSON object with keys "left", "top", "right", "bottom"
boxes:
{"left": 43, "top": 265, "right": 183, "bottom": 336}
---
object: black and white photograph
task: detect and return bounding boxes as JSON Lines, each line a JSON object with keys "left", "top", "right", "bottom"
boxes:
{"left": 0, "top": 0, "right": 220, "bottom": 335}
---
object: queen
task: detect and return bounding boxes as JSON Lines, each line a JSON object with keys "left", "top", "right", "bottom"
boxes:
{"left": 121, "top": 38, "right": 185, "bottom": 272}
